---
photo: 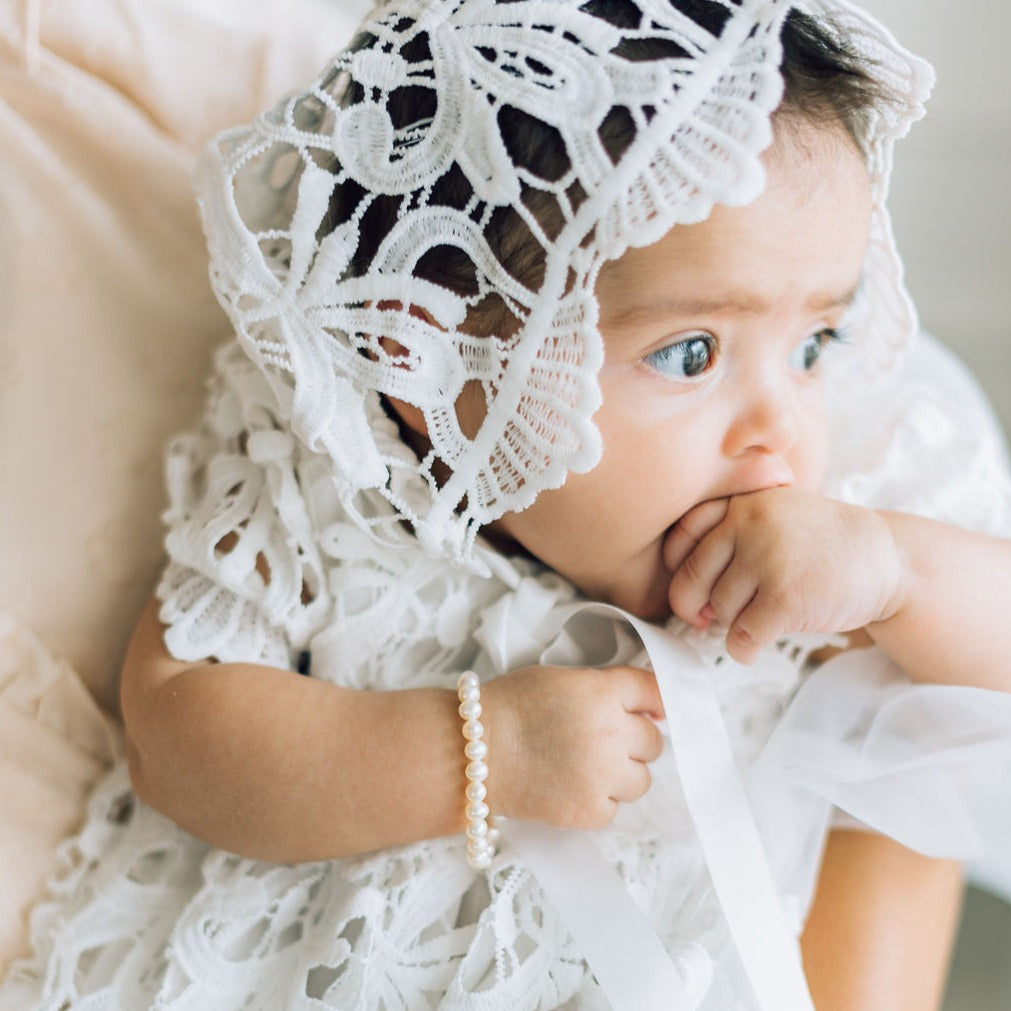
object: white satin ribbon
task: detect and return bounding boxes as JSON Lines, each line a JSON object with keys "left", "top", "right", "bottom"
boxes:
{"left": 503, "top": 603, "right": 815, "bottom": 1011}
{"left": 502, "top": 820, "right": 700, "bottom": 1010}
{"left": 627, "top": 611, "right": 815, "bottom": 1010}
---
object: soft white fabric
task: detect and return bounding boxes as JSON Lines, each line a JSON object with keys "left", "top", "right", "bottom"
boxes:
{"left": 5, "top": 333, "right": 1011, "bottom": 1010}
{"left": 195, "top": 0, "right": 932, "bottom": 567}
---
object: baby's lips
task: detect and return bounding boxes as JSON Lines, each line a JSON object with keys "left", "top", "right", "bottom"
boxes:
{"left": 709, "top": 455, "right": 798, "bottom": 505}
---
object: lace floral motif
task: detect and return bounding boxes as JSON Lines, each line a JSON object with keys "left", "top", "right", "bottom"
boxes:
{"left": 196, "top": 0, "right": 931, "bottom": 567}
{"left": 6, "top": 331, "right": 1011, "bottom": 1010}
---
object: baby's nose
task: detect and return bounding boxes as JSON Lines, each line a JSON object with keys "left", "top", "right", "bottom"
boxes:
{"left": 723, "top": 382, "right": 799, "bottom": 459}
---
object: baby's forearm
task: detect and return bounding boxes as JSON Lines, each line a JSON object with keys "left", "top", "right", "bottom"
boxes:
{"left": 121, "top": 602, "right": 469, "bottom": 862}
{"left": 868, "top": 512, "right": 1011, "bottom": 692}
{"left": 801, "top": 829, "right": 961, "bottom": 1011}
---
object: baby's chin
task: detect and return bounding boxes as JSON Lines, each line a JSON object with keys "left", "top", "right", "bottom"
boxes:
{"left": 595, "top": 563, "right": 673, "bottom": 623}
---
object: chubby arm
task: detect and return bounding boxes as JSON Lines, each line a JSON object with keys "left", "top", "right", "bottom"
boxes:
{"left": 122, "top": 600, "right": 467, "bottom": 861}
{"left": 666, "top": 489, "right": 1011, "bottom": 690}
{"left": 868, "top": 511, "right": 1011, "bottom": 691}
{"left": 120, "top": 600, "right": 663, "bottom": 862}
{"left": 802, "top": 829, "right": 962, "bottom": 1011}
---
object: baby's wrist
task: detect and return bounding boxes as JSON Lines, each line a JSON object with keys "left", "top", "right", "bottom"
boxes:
{"left": 476, "top": 675, "right": 518, "bottom": 822}
{"left": 865, "top": 508, "right": 915, "bottom": 629}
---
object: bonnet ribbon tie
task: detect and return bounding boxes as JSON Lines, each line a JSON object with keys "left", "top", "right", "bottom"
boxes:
{"left": 501, "top": 603, "right": 815, "bottom": 1011}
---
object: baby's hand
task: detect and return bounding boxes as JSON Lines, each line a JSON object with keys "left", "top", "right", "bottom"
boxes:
{"left": 482, "top": 664, "right": 664, "bottom": 830}
{"left": 665, "top": 489, "right": 903, "bottom": 664}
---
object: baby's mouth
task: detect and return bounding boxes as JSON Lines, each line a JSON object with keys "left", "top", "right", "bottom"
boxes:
{"left": 696, "top": 473, "right": 797, "bottom": 513}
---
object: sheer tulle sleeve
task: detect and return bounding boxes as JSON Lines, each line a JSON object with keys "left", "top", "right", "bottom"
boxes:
{"left": 825, "top": 331, "right": 1011, "bottom": 536}
{"left": 754, "top": 332, "right": 1011, "bottom": 907}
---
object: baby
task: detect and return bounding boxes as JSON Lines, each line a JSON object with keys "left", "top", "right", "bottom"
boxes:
{"left": 6, "top": 2, "right": 1011, "bottom": 1009}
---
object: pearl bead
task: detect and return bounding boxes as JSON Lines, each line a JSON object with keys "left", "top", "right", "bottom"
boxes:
{"left": 466, "top": 820, "right": 488, "bottom": 841}
{"left": 457, "top": 672, "right": 479, "bottom": 691}
{"left": 469, "top": 849, "right": 492, "bottom": 870}
{"left": 458, "top": 683, "right": 480, "bottom": 704}
{"left": 464, "top": 739, "right": 488, "bottom": 761}
{"left": 456, "top": 671, "right": 497, "bottom": 872}
{"left": 458, "top": 699, "right": 482, "bottom": 721}
{"left": 466, "top": 801, "right": 490, "bottom": 822}
{"left": 468, "top": 838, "right": 491, "bottom": 858}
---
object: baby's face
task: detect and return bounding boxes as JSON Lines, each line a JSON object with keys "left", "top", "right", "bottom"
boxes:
{"left": 489, "top": 119, "right": 874, "bottom": 619}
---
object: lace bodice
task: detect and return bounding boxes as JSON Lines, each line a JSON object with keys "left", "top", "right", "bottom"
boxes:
{"left": 4, "top": 330, "right": 1011, "bottom": 1011}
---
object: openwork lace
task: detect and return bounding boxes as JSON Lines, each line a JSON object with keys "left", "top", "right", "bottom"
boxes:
{"left": 195, "top": 0, "right": 932, "bottom": 568}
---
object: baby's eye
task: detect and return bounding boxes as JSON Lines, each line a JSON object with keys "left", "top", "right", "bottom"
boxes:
{"left": 645, "top": 333, "right": 716, "bottom": 380}
{"left": 787, "top": 328, "right": 845, "bottom": 372}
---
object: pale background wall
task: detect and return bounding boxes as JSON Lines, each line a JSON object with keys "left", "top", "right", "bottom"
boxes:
{"left": 864, "top": 7, "right": 1011, "bottom": 1006}
{"left": 860, "top": 0, "right": 1011, "bottom": 437}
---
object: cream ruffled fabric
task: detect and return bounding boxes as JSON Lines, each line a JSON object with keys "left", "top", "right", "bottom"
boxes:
{"left": 0, "top": 0, "right": 359, "bottom": 710}
{"left": 0, "top": 616, "right": 121, "bottom": 973}
{"left": 0, "top": 0, "right": 359, "bottom": 974}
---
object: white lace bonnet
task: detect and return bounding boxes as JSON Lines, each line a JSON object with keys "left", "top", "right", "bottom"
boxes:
{"left": 195, "top": 0, "right": 932, "bottom": 568}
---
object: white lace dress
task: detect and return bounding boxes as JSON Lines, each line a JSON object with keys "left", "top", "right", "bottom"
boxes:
{"left": 4, "top": 334, "right": 1011, "bottom": 1011}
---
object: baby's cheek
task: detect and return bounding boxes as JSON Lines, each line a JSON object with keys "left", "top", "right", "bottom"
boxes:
{"left": 793, "top": 413, "right": 830, "bottom": 491}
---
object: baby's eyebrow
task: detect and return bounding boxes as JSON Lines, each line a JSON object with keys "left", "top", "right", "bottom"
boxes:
{"left": 807, "top": 283, "right": 863, "bottom": 313}
{"left": 603, "top": 283, "right": 862, "bottom": 327}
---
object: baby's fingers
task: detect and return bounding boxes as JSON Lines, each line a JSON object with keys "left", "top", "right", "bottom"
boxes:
{"left": 663, "top": 499, "right": 730, "bottom": 571}
{"left": 723, "top": 594, "right": 789, "bottom": 665}
{"left": 616, "top": 665, "right": 666, "bottom": 721}
{"left": 629, "top": 712, "right": 665, "bottom": 764}
{"left": 668, "top": 530, "right": 734, "bottom": 629}
{"left": 609, "top": 758, "right": 653, "bottom": 805}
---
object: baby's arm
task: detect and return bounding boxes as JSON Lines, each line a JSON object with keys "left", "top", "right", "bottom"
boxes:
{"left": 666, "top": 489, "right": 1011, "bottom": 690}
{"left": 864, "top": 509, "right": 1011, "bottom": 691}
{"left": 121, "top": 601, "right": 663, "bottom": 861}
{"left": 802, "top": 830, "right": 962, "bottom": 1011}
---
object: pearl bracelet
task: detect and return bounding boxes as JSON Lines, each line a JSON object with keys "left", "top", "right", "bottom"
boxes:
{"left": 456, "top": 671, "right": 498, "bottom": 870}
